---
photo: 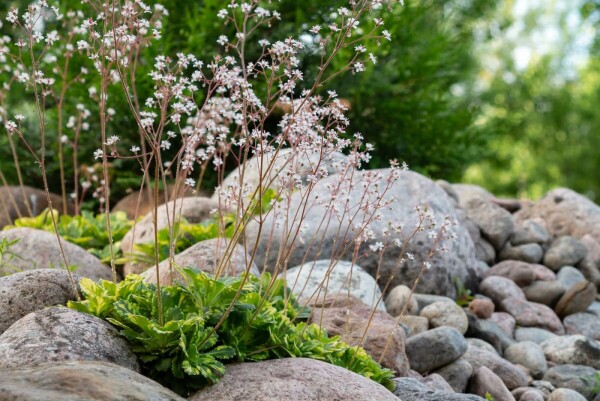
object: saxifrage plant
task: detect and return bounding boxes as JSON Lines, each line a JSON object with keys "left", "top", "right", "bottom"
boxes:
{"left": 68, "top": 267, "right": 395, "bottom": 396}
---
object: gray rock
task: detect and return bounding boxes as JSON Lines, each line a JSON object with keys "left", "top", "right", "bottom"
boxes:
{"left": 555, "top": 281, "right": 598, "bottom": 318}
{"left": 143, "top": 238, "right": 260, "bottom": 285}
{"left": 393, "top": 377, "right": 486, "bottom": 401}
{"left": 433, "top": 358, "right": 473, "bottom": 393}
{"left": 514, "top": 389, "right": 546, "bottom": 401}
{"left": 499, "top": 243, "right": 544, "bottom": 264}
{"left": 386, "top": 284, "right": 419, "bottom": 316}
{"left": 465, "top": 198, "right": 515, "bottom": 250}
{"left": 466, "top": 312, "right": 516, "bottom": 354}
{"left": 469, "top": 366, "right": 516, "bottom": 401}
{"left": 557, "top": 267, "right": 587, "bottom": 289}
{"left": 468, "top": 338, "right": 500, "bottom": 355}
{"left": 463, "top": 344, "right": 530, "bottom": 390}
{"left": 524, "top": 280, "right": 566, "bottom": 307}
{"left": 452, "top": 184, "right": 494, "bottom": 206}
{"left": 480, "top": 276, "right": 527, "bottom": 307}
{"left": 577, "top": 235, "right": 600, "bottom": 288}
{"left": 564, "top": 312, "right": 600, "bottom": 340}
{"left": 514, "top": 327, "right": 558, "bottom": 344}
{"left": 0, "top": 269, "right": 79, "bottom": 334}
{"left": 501, "top": 297, "right": 565, "bottom": 334}
{"left": 490, "top": 312, "right": 517, "bottom": 337}
{"left": 513, "top": 188, "right": 600, "bottom": 245}
{"left": 414, "top": 293, "right": 455, "bottom": 312}
{"left": 543, "top": 365, "right": 599, "bottom": 400}
{"left": 281, "top": 259, "right": 384, "bottom": 311}
{"left": 188, "top": 358, "right": 399, "bottom": 401}
{"left": 511, "top": 220, "right": 551, "bottom": 246}
{"left": 531, "top": 380, "right": 557, "bottom": 397}
{"left": 548, "top": 388, "right": 588, "bottom": 401}
{"left": 422, "top": 374, "right": 455, "bottom": 392}
{"left": 437, "top": 180, "right": 460, "bottom": 204}
{"left": 0, "top": 228, "right": 113, "bottom": 280}
{"left": 0, "top": 361, "right": 185, "bottom": 401}
{"left": 405, "top": 327, "right": 468, "bottom": 373}
{"left": 484, "top": 261, "right": 537, "bottom": 287}
{"left": 588, "top": 302, "right": 600, "bottom": 318}
{"left": 420, "top": 301, "right": 469, "bottom": 334}
{"left": 504, "top": 341, "right": 548, "bottom": 379}
{"left": 0, "top": 308, "right": 138, "bottom": 371}
{"left": 398, "top": 315, "right": 429, "bottom": 337}
{"left": 541, "top": 335, "right": 600, "bottom": 369}
{"left": 544, "top": 237, "right": 588, "bottom": 271}
{"left": 244, "top": 169, "right": 482, "bottom": 298}
{"left": 476, "top": 239, "right": 497, "bottom": 265}
{"left": 121, "top": 197, "right": 220, "bottom": 275}
{"left": 0, "top": 186, "right": 74, "bottom": 229}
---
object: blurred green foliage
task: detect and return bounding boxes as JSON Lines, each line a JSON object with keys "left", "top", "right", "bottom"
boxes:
{"left": 0, "top": 0, "right": 497, "bottom": 208}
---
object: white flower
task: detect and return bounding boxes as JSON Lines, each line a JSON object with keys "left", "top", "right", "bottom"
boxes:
{"left": 93, "top": 149, "right": 104, "bottom": 159}
{"left": 4, "top": 120, "right": 17, "bottom": 133}
{"left": 160, "top": 140, "right": 171, "bottom": 150}
{"left": 14, "top": 114, "right": 24, "bottom": 121}
{"left": 217, "top": 35, "right": 228, "bottom": 46}
{"left": 369, "top": 53, "right": 377, "bottom": 64}
{"left": 130, "top": 146, "right": 140, "bottom": 153}
{"left": 77, "top": 40, "right": 90, "bottom": 50}
{"left": 424, "top": 262, "right": 431, "bottom": 270}
{"left": 105, "top": 135, "right": 119, "bottom": 146}
{"left": 353, "top": 62, "right": 365, "bottom": 73}
{"left": 369, "top": 242, "right": 384, "bottom": 252}
{"left": 382, "top": 30, "right": 392, "bottom": 41}
{"left": 406, "top": 252, "right": 414, "bottom": 260}
{"left": 185, "top": 178, "right": 195, "bottom": 187}
{"left": 61, "top": 135, "right": 68, "bottom": 143}
{"left": 217, "top": 9, "right": 228, "bottom": 19}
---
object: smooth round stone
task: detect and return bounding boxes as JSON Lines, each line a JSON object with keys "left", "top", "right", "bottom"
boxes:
{"left": 421, "top": 373, "right": 455, "bottom": 392}
{"left": 393, "top": 377, "right": 486, "bottom": 401}
{"left": 499, "top": 243, "right": 544, "bottom": 264}
{"left": 514, "top": 389, "right": 546, "bottom": 401}
{"left": 465, "top": 198, "right": 514, "bottom": 250}
{"left": 548, "top": 388, "right": 588, "bottom": 401}
{"left": 420, "top": 301, "right": 468, "bottom": 334}
{"left": 541, "top": 335, "right": 600, "bottom": 369}
{"left": 282, "top": 259, "right": 385, "bottom": 311}
{"left": 484, "top": 261, "right": 537, "bottom": 287}
{"left": 466, "top": 313, "right": 515, "bottom": 354}
{"left": 563, "top": 312, "right": 600, "bottom": 340}
{"left": 543, "top": 237, "right": 588, "bottom": 271}
{"left": 511, "top": 220, "right": 551, "bottom": 246}
{"left": 490, "top": 312, "right": 516, "bottom": 337}
{"left": 476, "top": 239, "right": 496, "bottom": 265}
{"left": 398, "top": 315, "right": 429, "bottom": 337}
{"left": 463, "top": 343, "right": 529, "bottom": 390}
{"left": 480, "top": 276, "right": 527, "bottom": 306}
{"left": 501, "top": 297, "right": 565, "bottom": 334}
{"left": 468, "top": 366, "right": 515, "bottom": 401}
{"left": 554, "top": 281, "right": 597, "bottom": 318}
{"left": 413, "top": 293, "right": 455, "bottom": 312}
{"left": 434, "top": 358, "right": 473, "bottom": 393}
{"left": 405, "top": 327, "right": 468, "bottom": 373}
{"left": 514, "top": 327, "right": 558, "bottom": 344}
{"left": 557, "top": 267, "right": 587, "bottom": 289}
{"left": 524, "top": 280, "right": 566, "bottom": 307}
{"left": 467, "top": 338, "right": 499, "bottom": 355}
{"left": 386, "top": 285, "right": 419, "bottom": 316}
{"left": 504, "top": 341, "right": 548, "bottom": 379}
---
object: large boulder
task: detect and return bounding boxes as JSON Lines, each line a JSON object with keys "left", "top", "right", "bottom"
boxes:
{"left": 281, "top": 259, "right": 385, "bottom": 311}
{"left": 0, "top": 228, "right": 113, "bottom": 280}
{"left": 308, "top": 296, "right": 409, "bottom": 375}
{"left": 245, "top": 169, "right": 482, "bottom": 298}
{"left": 142, "top": 238, "right": 260, "bottom": 285}
{"left": 120, "top": 197, "right": 220, "bottom": 275}
{"left": 0, "top": 269, "right": 80, "bottom": 334}
{"left": 405, "top": 326, "right": 468, "bottom": 373}
{"left": 393, "top": 377, "right": 485, "bottom": 401}
{"left": 212, "top": 148, "right": 351, "bottom": 202}
{"left": 464, "top": 198, "right": 515, "bottom": 251}
{"left": 112, "top": 184, "right": 197, "bottom": 220}
{"left": 541, "top": 335, "right": 600, "bottom": 369}
{"left": 0, "top": 185, "right": 74, "bottom": 229}
{"left": 0, "top": 361, "right": 185, "bottom": 401}
{"left": 0, "top": 308, "right": 139, "bottom": 371}
{"left": 515, "top": 188, "right": 600, "bottom": 244}
{"left": 188, "top": 358, "right": 399, "bottom": 401}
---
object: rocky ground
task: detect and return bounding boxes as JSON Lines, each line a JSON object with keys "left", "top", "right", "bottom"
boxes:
{"left": 1, "top": 168, "right": 600, "bottom": 401}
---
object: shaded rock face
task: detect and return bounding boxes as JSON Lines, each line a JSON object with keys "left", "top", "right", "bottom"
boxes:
{"left": 433, "top": 358, "right": 473, "bottom": 393}
{"left": 111, "top": 184, "right": 197, "bottom": 220}
{"left": 0, "top": 228, "right": 113, "bottom": 281}
{"left": 0, "top": 185, "right": 74, "bottom": 229}
{"left": 392, "top": 377, "right": 486, "bottom": 401}
{"left": 543, "top": 365, "right": 599, "bottom": 400}
{"left": 554, "top": 281, "right": 597, "bottom": 318}
{"left": 386, "top": 285, "right": 420, "bottom": 316}
{"left": 188, "top": 358, "right": 399, "bottom": 401}
{"left": 0, "top": 361, "right": 185, "bottom": 401}
{"left": 0, "top": 269, "right": 80, "bottom": 335}
{"left": 142, "top": 238, "right": 260, "bottom": 285}
{"left": 120, "top": 197, "right": 220, "bottom": 275}
{"left": 245, "top": 169, "right": 482, "bottom": 298}
{"left": 464, "top": 197, "right": 514, "bottom": 250}
{"left": 405, "top": 326, "right": 468, "bottom": 373}
{"left": 500, "top": 297, "right": 565, "bottom": 334}
{"left": 420, "top": 301, "right": 468, "bottom": 334}
{"left": 541, "top": 335, "right": 600, "bottom": 369}
{"left": 308, "top": 296, "right": 409, "bottom": 375}
{"left": 463, "top": 344, "right": 529, "bottom": 390}
{"left": 543, "top": 237, "right": 588, "bottom": 271}
{"left": 0, "top": 308, "right": 139, "bottom": 371}
{"left": 468, "top": 366, "right": 516, "bottom": 401}
{"left": 282, "top": 259, "right": 385, "bottom": 311}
